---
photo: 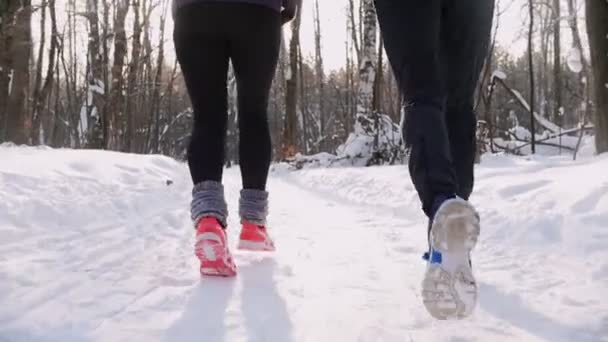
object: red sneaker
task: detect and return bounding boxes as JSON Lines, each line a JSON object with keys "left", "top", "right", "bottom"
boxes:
{"left": 195, "top": 217, "right": 237, "bottom": 277}
{"left": 237, "top": 222, "right": 276, "bottom": 251}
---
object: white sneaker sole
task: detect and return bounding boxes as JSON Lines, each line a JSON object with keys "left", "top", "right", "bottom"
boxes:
{"left": 422, "top": 198, "right": 480, "bottom": 320}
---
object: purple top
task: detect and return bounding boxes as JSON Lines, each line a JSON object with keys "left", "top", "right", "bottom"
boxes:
{"left": 173, "top": 0, "right": 282, "bottom": 13}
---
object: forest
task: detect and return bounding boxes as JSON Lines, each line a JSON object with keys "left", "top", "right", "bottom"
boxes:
{"left": 0, "top": 0, "right": 606, "bottom": 165}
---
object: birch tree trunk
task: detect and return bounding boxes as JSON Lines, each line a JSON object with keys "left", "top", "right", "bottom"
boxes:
{"left": 85, "top": 0, "right": 106, "bottom": 148}
{"left": 355, "top": 0, "right": 377, "bottom": 134}
{"left": 109, "top": 0, "right": 129, "bottom": 150}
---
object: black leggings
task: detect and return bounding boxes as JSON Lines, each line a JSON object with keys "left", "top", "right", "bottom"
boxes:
{"left": 174, "top": 3, "right": 281, "bottom": 190}
{"left": 376, "top": 0, "right": 494, "bottom": 216}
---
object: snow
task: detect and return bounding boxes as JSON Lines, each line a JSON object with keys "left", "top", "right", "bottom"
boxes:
{"left": 335, "top": 114, "right": 403, "bottom": 166}
{"left": 0, "top": 146, "right": 607, "bottom": 341}
{"left": 78, "top": 105, "right": 88, "bottom": 140}
{"left": 509, "top": 125, "right": 532, "bottom": 140}
{"left": 492, "top": 69, "right": 507, "bottom": 80}
{"left": 567, "top": 46, "right": 583, "bottom": 73}
{"left": 89, "top": 79, "right": 105, "bottom": 95}
{"left": 335, "top": 131, "right": 375, "bottom": 166}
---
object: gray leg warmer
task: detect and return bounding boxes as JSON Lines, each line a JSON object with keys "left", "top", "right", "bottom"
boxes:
{"left": 191, "top": 181, "right": 228, "bottom": 228}
{"left": 239, "top": 189, "right": 269, "bottom": 226}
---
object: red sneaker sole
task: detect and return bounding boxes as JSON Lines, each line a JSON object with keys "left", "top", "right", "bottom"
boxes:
{"left": 195, "top": 240, "right": 237, "bottom": 277}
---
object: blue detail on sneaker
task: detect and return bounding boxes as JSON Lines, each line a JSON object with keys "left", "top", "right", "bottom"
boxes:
{"left": 422, "top": 249, "right": 443, "bottom": 264}
{"left": 424, "top": 194, "right": 455, "bottom": 266}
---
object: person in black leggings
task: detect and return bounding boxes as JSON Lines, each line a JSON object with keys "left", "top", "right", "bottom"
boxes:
{"left": 173, "top": 0, "right": 297, "bottom": 277}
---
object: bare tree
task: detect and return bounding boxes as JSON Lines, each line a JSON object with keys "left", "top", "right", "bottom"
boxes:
{"left": 528, "top": 0, "right": 537, "bottom": 153}
{"left": 85, "top": 0, "right": 106, "bottom": 148}
{"left": 125, "top": 0, "right": 142, "bottom": 152}
{"left": 313, "top": 0, "right": 325, "bottom": 151}
{"left": 566, "top": 0, "right": 591, "bottom": 121}
{"left": 283, "top": 0, "right": 303, "bottom": 157}
{"left": 109, "top": 0, "right": 129, "bottom": 150}
{"left": 5, "top": 0, "right": 32, "bottom": 145}
{"left": 347, "top": 0, "right": 360, "bottom": 64}
{"left": 31, "top": 0, "right": 58, "bottom": 145}
{"left": 0, "top": 1, "right": 19, "bottom": 141}
{"left": 552, "top": 0, "right": 562, "bottom": 124}
{"left": 31, "top": 0, "right": 48, "bottom": 143}
{"left": 148, "top": 0, "right": 169, "bottom": 154}
{"left": 585, "top": 0, "right": 608, "bottom": 153}
{"left": 355, "top": 0, "right": 377, "bottom": 129}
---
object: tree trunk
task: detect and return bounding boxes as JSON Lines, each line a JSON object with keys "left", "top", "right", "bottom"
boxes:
{"left": 139, "top": 0, "right": 154, "bottom": 153}
{"left": 31, "top": 0, "right": 58, "bottom": 145}
{"left": 585, "top": 0, "right": 608, "bottom": 153}
{"left": 373, "top": 37, "right": 383, "bottom": 114}
{"left": 148, "top": 0, "right": 168, "bottom": 154}
{"left": 31, "top": 0, "right": 46, "bottom": 144}
{"left": 298, "top": 43, "right": 308, "bottom": 152}
{"left": 344, "top": 19, "right": 353, "bottom": 138}
{"left": 538, "top": 5, "right": 550, "bottom": 118}
{"left": 355, "top": 0, "right": 377, "bottom": 132}
{"left": 85, "top": 0, "right": 106, "bottom": 149}
{"left": 528, "top": 0, "right": 536, "bottom": 153}
{"left": 65, "top": 0, "right": 80, "bottom": 147}
{"left": 0, "top": 1, "right": 19, "bottom": 141}
{"left": 125, "top": 0, "right": 142, "bottom": 152}
{"left": 552, "top": 0, "right": 562, "bottom": 125}
{"left": 101, "top": 0, "right": 111, "bottom": 148}
{"left": 348, "top": 0, "right": 360, "bottom": 64}
{"left": 567, "top": 0, "right": 592, "bottom": 123}
{"left": 5, "top": 0, "right": 32, "bottom": 145}
{"left": 109, "top": 0, "right": 129, "bottom": 150}
{"left": 313, "top": 0, "right": 325, "bottom": 152}
{"left": 283, "top": 0, "right": 303, "bottom": 157}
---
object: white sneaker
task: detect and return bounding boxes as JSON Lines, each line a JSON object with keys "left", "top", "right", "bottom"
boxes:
{"left": 421, "top": 198, "right": 480, "bottom": 320}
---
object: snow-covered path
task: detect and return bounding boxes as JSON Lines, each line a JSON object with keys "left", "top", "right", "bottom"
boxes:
{"left": 0, "top": 146, "right": 606, "bottom": 342}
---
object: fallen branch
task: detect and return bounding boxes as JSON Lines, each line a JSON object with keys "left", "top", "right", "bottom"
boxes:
{"left": 493, "top": 76, "right": 562, "bottom": 134}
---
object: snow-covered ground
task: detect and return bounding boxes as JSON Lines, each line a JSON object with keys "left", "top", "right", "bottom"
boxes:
{"left": 0, "top": 145, "right": 606, "bottom": 342}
